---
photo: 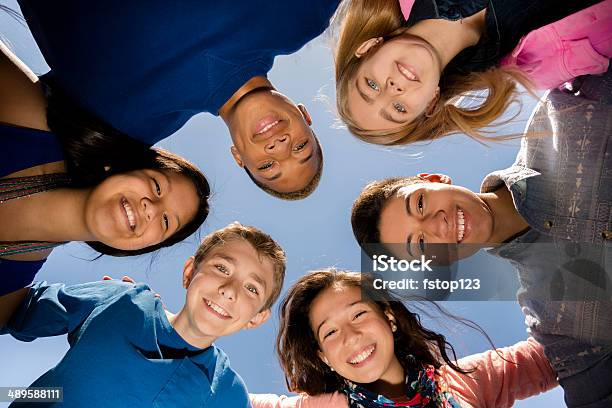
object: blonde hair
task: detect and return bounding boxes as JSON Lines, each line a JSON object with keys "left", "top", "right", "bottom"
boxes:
{"left": 335, "top": 0, "right": 532, "bottom": 146}
{"left": 193, "top": 222, "right": 286, "bottom": 310}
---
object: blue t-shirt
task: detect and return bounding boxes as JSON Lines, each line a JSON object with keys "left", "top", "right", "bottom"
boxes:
{"left": 17, "top": 0, "right": 339, "bottom": 144}
{"left": 0, "top": 124, "right": 64, "bottom": 295}
{"left": 1, "top": 280, "right": 250, "bottom": 408}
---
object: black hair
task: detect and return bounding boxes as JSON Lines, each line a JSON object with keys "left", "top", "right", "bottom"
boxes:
{"left": 44, "top": 85, "right": 210, "bottom": 257}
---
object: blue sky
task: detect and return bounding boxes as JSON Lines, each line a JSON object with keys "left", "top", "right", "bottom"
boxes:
{"left": 1, "top": 2, "right": 564, "bottom": 406}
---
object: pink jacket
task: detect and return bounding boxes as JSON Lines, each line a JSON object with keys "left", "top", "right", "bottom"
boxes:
{"left": 250, "top": 338, "right": 558, "bottom": 408}
{"left": 399, "top": 0, "right": 612, "bottom": 90}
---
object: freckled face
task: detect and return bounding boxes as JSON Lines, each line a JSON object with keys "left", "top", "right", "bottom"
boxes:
{"left": 84, "top": 169, "right": 199, "bottom": 251}
{"left": 348, "top": 35, "right": 441, "bottom": 131}
{"left": 183, "top": 240, "right": 275, "bottom": 338}
{"left": 309, "top": 285, "right": 399, "bottom": 384}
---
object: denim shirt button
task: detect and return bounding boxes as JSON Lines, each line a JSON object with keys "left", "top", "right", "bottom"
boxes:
{"left": 603, "top": 230, "right": 612, "bottom": 240}
{"left": 544, "top": 220, "right": 554, "bottom": 229}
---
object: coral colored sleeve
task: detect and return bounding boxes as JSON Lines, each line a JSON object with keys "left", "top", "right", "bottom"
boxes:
{"left": 440, "top": 338, "right": 559, "bottom": 408}
{"left": 249, "top": 392, "right": 348, "bottom": 408}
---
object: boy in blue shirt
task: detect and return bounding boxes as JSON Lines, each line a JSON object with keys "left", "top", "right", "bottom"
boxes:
{"left": 1, "top": 222, "right": 286, "bottom": 407}
{"left": 14, "top": 0, "right": 338, "bottom": 200}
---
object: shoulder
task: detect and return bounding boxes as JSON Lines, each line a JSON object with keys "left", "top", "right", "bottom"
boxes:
{"left": 208, "top": 346, "right": 250, "bottom": 406}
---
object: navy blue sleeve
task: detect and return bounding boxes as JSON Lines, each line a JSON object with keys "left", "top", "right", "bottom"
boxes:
{"left": 1, "top": 280, "right": 134, "bottom": 342}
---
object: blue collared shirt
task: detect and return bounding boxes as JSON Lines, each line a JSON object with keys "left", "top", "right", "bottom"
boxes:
{"left": 17, "top": 0, "right": 339, "bottom": 144}
{"left": 1, "top": 280, "right": 250, "bottom": 407}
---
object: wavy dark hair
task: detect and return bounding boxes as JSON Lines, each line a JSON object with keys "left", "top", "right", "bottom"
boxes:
{"left": 44, "top": 86, "right": 211, "bottom": 257}
{"left": 276, "top": 269, "right": 499, "bottom": 396}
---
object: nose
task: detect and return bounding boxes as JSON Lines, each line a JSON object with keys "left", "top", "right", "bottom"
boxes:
{"left": 141, "top": 197, "right": 160, "bottom": 222}
{"left": 265, "top": 134, "right": 290, "bottom": 156}
{"left": 387, "top": 77, "right": 404, "bottom": 94}
{"left": 342, "top": 324, "right": 362, "bottom": 347}
{"left": 219, "top": 281, "right": 236, "bottom": 302}
{"left": 422, "top": 210, "right": 450, "bottom": 240}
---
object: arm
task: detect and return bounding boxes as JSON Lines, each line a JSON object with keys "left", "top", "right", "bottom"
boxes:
{"left": 0, "top": 41, "right": 49, "bottom": 130}
{"left": 0, "top": 280, "right": 133, "bottom": 341}
{"left": 0, "top": 288, "right": 29, "bottom": 328}
{"left": 250, "top": 392, "right": 348, "bottom": 408}
{"left": 441, "top": 338, "right": 558, "bottom": 408}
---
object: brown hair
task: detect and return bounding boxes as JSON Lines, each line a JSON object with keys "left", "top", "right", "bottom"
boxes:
{"left": 335, "top": 0, "right": 532, "bottom": 146}
{"left": 193, "top": 222, "right": 286, "bottom": 310}
{"left": 351, "top": 176, "right": 426, "bottom": 251}
{"left": 277, "top": 268, "right": 475, "bottom": 395}
{"left": 245, "top": 133, "right": 324, "bottom": 200}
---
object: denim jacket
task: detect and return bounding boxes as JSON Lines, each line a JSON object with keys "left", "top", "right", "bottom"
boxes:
{"left": 483, "top": 70, "right": 612, "bottom": 386}
{"left": 401, "top": 0, "right": 602, "bottom": 73}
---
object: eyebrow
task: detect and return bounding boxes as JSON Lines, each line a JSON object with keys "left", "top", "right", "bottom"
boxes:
{"left": 404, "top": 192, "right": 415, "bottom": 258}
{"left": 355, "top": 78, "right": 374, "bottom": 105}
{"left": 380, "top": 109, "right": 405, "bottom": 125}
{"left": 316, "top": 300, "right": 363, "bottom": 340}
{"left": 217, "top": 254, "right": 237, "bottom": 264}
{"left": 262, "top": 172, "right": 282, "bottom": 181}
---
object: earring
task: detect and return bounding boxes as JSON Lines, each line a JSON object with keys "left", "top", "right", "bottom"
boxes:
{"left": 330, "top": 366, "right": 335, "bottom": 372}
{"left": 391, "top": 321, "right": 397, "bottom": 332}
{"left": 104, "top": 165, "right": 111, "bottom": 172}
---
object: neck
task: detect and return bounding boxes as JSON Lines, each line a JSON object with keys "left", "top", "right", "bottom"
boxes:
{"left": 406, "top": 10, "right": 485, "bottom": 68}
{"left": 218, "top": 76, "right": 275, "bottom": 122}
{"left": 366, "top": 355, "right": 406, "bottom": 398}
{"left": 166, "top": 308, "right": 215, "bottom": 349}
{"left": 482, "top": 186, "right": 530, "bottom": 242}
{"left": 0, "top": 187, "right": 95, "bottom": 243}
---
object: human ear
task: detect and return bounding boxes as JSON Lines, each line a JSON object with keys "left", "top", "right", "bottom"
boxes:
{"left": 384, "top": 310, "right": 398, "bottom": 332}
{"left": 355, "top": 37, "right": 383, "bottom": 58}
{"left": 317, "top": 351, "right": 330, "bottom": 366}
{"left": 246, "top": 308, "right": 271, "bottom": 329}
{"left": 418, "top": 173, "right": 452, "bottom": 185}
{"left": 297, "top": 103, "right": 312, "bottom": 126}
{"left": 230, "top": 146, "right": 244, "bottom": 167}
{"left": 182, "top": 256, "right": 196, "bottom": 289}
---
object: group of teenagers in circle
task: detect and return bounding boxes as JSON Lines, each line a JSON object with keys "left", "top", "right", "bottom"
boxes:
{"left": 0, "top": 0, "right": 610, "bottom": 407}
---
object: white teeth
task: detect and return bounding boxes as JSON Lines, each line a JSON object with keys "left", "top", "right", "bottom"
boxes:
{"left": 457, "top": 209, "right": 465, "bottom": 242}
{"left": 122, "top": 200, "right": 136, "bottom": 229}
{"left": 206, "top": 300, "right": 229, "bottom": 317}
{"left": 398, "top": 64, "right": 417, "bottom": 81}
{"left": 349, "top": 345, "right": 375, "bottom": 364}
{"left": 256, "top": 120, "right": 279, "bottom": 135}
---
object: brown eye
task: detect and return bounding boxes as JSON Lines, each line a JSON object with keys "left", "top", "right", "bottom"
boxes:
{"left": 153, "top": 178, "right": 162, "bottom": 196}
{"left": 163, "top": 214, "right": 169, "bottom": 230}
{"left": 417, "top": 194, "right": 424, "bottom": 214}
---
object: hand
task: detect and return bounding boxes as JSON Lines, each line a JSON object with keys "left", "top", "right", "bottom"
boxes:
{"left": 102, "top": 275, "right": 136, "bottom": 284}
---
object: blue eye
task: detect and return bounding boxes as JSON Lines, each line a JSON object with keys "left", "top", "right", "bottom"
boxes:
{"left": 393, "top": 102, "right": 406, "bottom": 113}
{"left": 366, "top": 78, "right": 379, "bottom": 91}
{"left": 215, "top": 264, "right": 229, "bottom": 275}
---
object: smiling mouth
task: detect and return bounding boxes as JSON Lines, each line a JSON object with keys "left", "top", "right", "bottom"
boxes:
{"left": 347, "top": 344, "right": 376, "bottom": 366}
{"left": 204, "top": 298, "right": 231, "bottom": 319}
{"left": 457, "top": 207, "right": 466, "bottom": 243}
{"left": 121, "top": 197, "right": 136, "bottom": 231}
{"left": 396, "top": 62, "right": 419, "bottom": 82}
